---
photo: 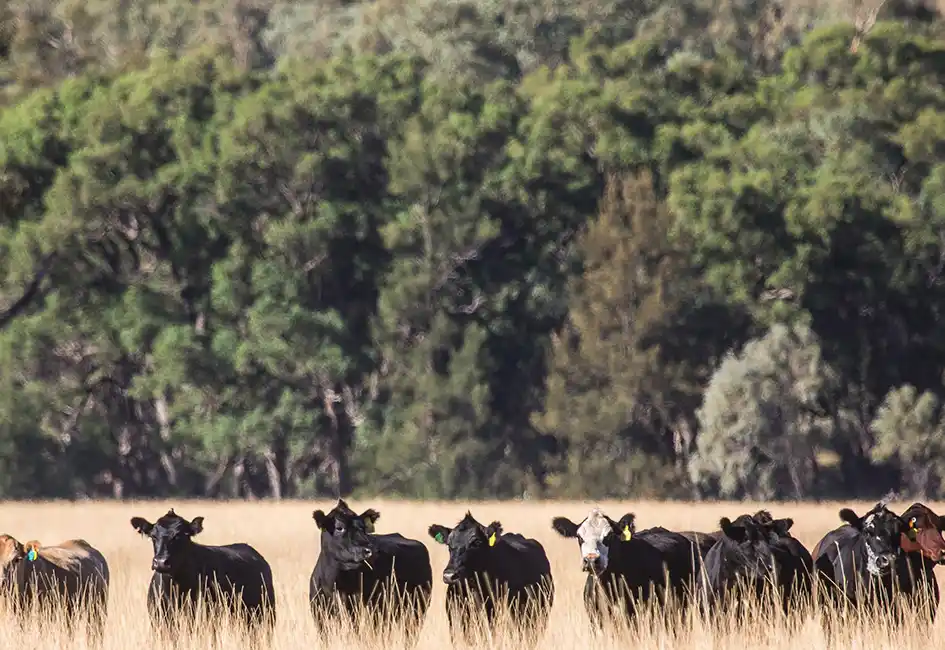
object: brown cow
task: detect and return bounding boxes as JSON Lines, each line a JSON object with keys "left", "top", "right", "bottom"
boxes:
{"left": 897, "top": 503, "right": 945, "bottom": 622}
{"left": 0, "top": 535, "right": 109, "bottom": 640}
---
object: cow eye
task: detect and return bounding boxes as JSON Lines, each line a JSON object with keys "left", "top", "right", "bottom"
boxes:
{"left": 335, "top": 525, "right": 345, "bottom": 534}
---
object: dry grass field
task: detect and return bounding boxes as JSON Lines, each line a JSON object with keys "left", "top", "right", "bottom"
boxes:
{"left": 0, "top": 499, "right": 942, "bottom": 649}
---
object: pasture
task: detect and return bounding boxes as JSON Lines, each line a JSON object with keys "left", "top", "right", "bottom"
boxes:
{"left": 0, "top": 499, "right": 941, "bottom": 649}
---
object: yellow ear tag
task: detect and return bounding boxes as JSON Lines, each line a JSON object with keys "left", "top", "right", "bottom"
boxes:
{"left": 488, "top": 532, "right": 497, "bottom": 547}
{"left": 622, "top": 526, "right": 632, "bottom": 541}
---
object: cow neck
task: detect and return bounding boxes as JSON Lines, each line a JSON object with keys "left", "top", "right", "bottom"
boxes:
{"left": 14, "top": 554, "right": 58, "bottom": 602}
{"left": 318, "top": 556, "right": 349, "bottom": 588}
{"left": 164, "top": 539, "right": 215, "bottom": 588}
{"left": 848, "top": 534, "right": 890, "bottom": 583}
{"left": 596, "top": 539, "right": 626, "bottom": 580}
{"left": 315, "top": 550, "right": 370, "bottom": 593}
{"left": 903, "top": 549, "right": 937, "bottom": 576}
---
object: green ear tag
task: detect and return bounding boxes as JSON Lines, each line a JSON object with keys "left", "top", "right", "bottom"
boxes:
{"left": 26, "top": 549, "right": 37, "bottom": 562}
{"left": 435, "top": 532, "right": 444, "bottom": 543}
{"left": 622, "top": 526, "right": 632, "bottom": 542}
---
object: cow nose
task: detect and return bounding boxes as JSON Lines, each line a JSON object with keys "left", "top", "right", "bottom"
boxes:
{"left": 363, "top": 547, "right": 373, "bottom": 558}
{"left": 442, "top": 570, "right": 457, "bottom": 584}
{"left": 152, "top": 558, "right": 170, "bottom": 572}
{"left": 582, "top": 556, "right": 602, "bottom": 573}
{"left": 876, "top": 554, "right": 890, "bottom": 569}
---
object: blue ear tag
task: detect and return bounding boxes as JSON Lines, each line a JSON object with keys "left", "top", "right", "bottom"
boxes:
{"left": 26, "top": 549, "right": 37, "bottom": 562}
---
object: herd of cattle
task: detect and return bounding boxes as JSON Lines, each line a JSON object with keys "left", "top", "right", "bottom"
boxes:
{"left": 1, "top": 499, "right": 944, "bottom": 643}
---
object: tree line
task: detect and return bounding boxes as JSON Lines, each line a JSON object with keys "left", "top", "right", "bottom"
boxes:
{"left": 2, "top": 0, "right": 945, "bottom": 500}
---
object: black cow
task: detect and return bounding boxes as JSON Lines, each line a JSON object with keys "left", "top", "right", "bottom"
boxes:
{"left": 130, "top": 509, "right": 276, "bottom": 636}
{"left": 812, "top": 501, "right": 907, "bottom": 614}
{"left": 428, "top": 512, "right": 554, "bottom": 642}
{"left": 551, "top": 508, "right": 702, "bottom": 625}
{"left": 891, "top": 502, "right": 945, "bottom": 622}
{"left": 700, "top": 511, "right": 812, "bottom": 613}
{"left": 309, "top": 500, "right": 432, "bottom": 644}
{"left": 752, "top": 510, "right": 814, "bottom": 607}
{"left": 679, "top": 530, "right": 721, "bottom": 560}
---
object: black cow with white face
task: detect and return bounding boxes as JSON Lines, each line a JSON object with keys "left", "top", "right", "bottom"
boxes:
{"left": 309, "top": 500, "right": 432, "bottom": 645}
{"left": 551, "top": 508, "right": 703, "bottom": 626}
{"left": 700, "top": 511, "right": 812, "bottom": 612}
{"left": 812, "top": 501, "right": 907, "bottom": 611}
{"left": 130, "top": 509, "right": 276, "bottom": 636}
{"left": 428, "top": 512, "right": 554, "bottom": 643}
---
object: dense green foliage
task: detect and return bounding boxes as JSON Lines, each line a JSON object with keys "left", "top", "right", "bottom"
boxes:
{"left": 2, "top": 0, "right": 945, "bottom": 500}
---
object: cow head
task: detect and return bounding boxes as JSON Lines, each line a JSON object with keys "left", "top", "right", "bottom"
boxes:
{"left": 751, "top": 510, "right": 795, "bottom": 542}
{"left": 130, "top": 508, "right": 204, "bottom": 574}
{"left": 716, "top": 514, "right": 778, "bottom": 584}
{"left": 899, "top": 503, "right": 945, "bottom": 565}
{"left": 839, "top": 502, "right": 906, "bottom": 576}
{"left": 312, "top": 499, "right": 379, "bottom": 571}
{"left": 428, "top": 512, "right": 502, "bottom": 585}
{"left": 0, "top": 535, "right": 29, "bottom": 591}
{"left": 551, "top": 508, "right": 635, "bottom": 575}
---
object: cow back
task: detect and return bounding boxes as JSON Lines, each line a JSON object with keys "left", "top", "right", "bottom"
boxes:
{"left": 606, "top": 533, "right": 682, "bottom": 591}
{"left": 812, "top": 525, "right": 858, "bottom": 581}
{"left": 371, "top": 533, "right": 433, "bottom": 587}
{"left": 494, "top": 533, "right": 552, "bottom": 583}
{"left": 17, "top": 540, "right": 109, "bottom": 609}
{"left": 634, "top": 528, "right": 702, "bottom": 580}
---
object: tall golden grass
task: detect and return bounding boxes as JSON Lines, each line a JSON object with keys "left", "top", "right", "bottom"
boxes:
{"left": 0, "top": 499, "right": 943, "bottom": 649}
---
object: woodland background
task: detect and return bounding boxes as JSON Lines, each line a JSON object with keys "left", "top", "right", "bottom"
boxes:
{"left": 2, "top": 0, "right": 945, "bottom": 502}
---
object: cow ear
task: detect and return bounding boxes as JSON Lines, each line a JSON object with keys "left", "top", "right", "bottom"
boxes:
{"left": 361, "top": 509, "right": 380, "bottom": 533}
{"left": 131, "top": 517, "right": 154, "bottom": 536}
{"left": 313, "top": 510, "right": 331, "bottom": 531}
{"left": 839, "top": 508, "right": 862, "bottom": 530}
{"left": 551, "top": 517, "right": 579, "bottom": 538}
{"left": 772, "top": 518, "right": 794, "bottom": 536}
{"left": 720, "top": 517, "right": 747, "bottom": 542}
{"left": 485, "top": 521, "right": 503, "bottom": 547}
{"left": 23, "top": 541, "right": 40, "bottom": 561}
{"left": 428, "top": 525, "right": 451, "bottom": 544}
{"left": 614, "top": 514, "right": 635, "bottom": 541}
{"left": 188, "top": 517, "right": 204, "bottom": 536}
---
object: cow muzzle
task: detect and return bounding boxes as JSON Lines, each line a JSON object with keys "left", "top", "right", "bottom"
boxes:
{"left": 151, "top": 557, "right": 172, "bottom": 573}
{"left": 442, "top": 570, "right": 460, "bottom": 585}
{"left": 875, "top": 554, "right": 892, "bottom": 570}
{"left": 582, "top": 554, "right": 605, "bottom": 575}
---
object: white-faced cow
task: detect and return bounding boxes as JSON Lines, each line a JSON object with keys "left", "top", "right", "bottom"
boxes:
{"left": 0, "top": 535, "right": 109, "bottom": 642}
{"left": 812, "top": 501, "right": 907, "bottom": 615}
{"left": 309, "top": 500, "right": 432, "bottom": 645}
{"left": 428, "top": 512, "right": 554, "bottom": 643}
{"left": 552, "top": 508, "right": 701, "bottom": 626}
{"left": 130, "top": 509, "right": 276, "bottom": 637}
